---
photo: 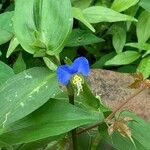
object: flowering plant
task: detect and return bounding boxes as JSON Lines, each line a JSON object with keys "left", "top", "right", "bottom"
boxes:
{"left": 0, "top": 0, "right": 150, "bottom": 150}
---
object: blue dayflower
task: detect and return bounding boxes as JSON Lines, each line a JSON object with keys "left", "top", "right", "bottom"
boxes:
{"left": 57, "top": 57, "right": 90, "bottom": 86}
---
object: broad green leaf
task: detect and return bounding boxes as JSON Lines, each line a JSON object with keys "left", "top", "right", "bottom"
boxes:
{"left": 13, "top": 53, "right": 26, "bottom": 74}
{"left": 76, "top": 82, "right": 110, "bottom": 114}
{"left": 136, "top": 11, "right": 150, "bottom": 43}
{"left": 137, "top": 56, "right": 150, "bottom": 79}
{"left": 111, "top": 0, "right": 139, "bottom": 12}
{"left": 82, "top": 6, "right": 137, "bottom": 23}
{"left": 139, "top": 0, "right": 150, "bottom": 12}
{"left": 112, "top": 27, "right": 126, "bottom": 53}
{"left": 66, "top": 29, "right": 104, "bottom": 47}
{"left": 0, "top": 61, "right": 14, "bottom": 86}
{"left": 6, "top": 37, "right": 19, "bottom": 58}
{"left": 125, "top": 42, "right": 150, "bottom": 51}
{"left": 126, "top": 5, "right": 139, "bottom": 31}
{"left": 14, "top": 0, "right": 73, "bottom": 55}
{"left": 105, "top": 51, "right": 141, "bottom": 65}
{"left": 108, "top": 24, "right": 126, "bottom": 53}
{"left": 72, "top": 7, "right": 95, "bottom": 32}
{"left": 0, "top": 67, "right": 60, "bottom": 127}
{"left": 76, "top": 82, "right": 100, "bottom": 110}
{"left": 0, "top": 11, "right": 14, "bottom": 45}
{"left": 71, "top": 0, "right": 93, "bottom": 9}
{"left": 0, "top": 99, "right": 103, "bottom": 144}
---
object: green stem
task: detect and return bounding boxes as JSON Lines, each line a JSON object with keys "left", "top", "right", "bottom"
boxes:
{"left": 67, "top": 84, "right": 78, "bottom": 150}
{"left": 77, "top": 88, "right": 145, "bottom": 135}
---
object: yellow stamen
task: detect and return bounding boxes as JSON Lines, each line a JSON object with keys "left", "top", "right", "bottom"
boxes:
{"left": 72, "top": 75, "right": 83, "bottom": 96}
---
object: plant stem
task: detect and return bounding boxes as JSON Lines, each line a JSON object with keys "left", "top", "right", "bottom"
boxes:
{"left": 106, "top": 88, "right": 145, "bottom": 121}
{"left": 77, "top": 88, "right": 145, "bottom": 135}
{"left": 67, "top": 85, "right": 78, "bottom": 150}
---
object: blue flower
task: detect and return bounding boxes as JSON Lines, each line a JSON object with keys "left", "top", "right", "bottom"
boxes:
{"left": 57, "top": 57, "right": 90, "bottom": 86}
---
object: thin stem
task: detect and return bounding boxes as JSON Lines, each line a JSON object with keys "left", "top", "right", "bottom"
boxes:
{"left": 67, "top": 85, "right": 78, "bottom": 150}
{"left": 77, "top": 88, "right": 145, "bottom": 135}
{"left": 106, "top": 88, "right": 145, "bottom": 121}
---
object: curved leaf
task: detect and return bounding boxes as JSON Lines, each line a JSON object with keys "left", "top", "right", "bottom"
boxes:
{"left": 0, "top": 99, "right": 103, "bottom": 144}
{"left": 136, "top": 11, "right": 150, "bottom": 43}
{"left": 0, "top": 11, "right": 14, "bottom": 45}
{"left": 0, "top": 67, "right": 60, "bottom": 127}
{"left": 105, "top": 51, "right": 141, "bottom": 65}
{"left": 13, "top": 0, "right": 73, "bottom": 55}
{"left": 111, "top": 0, "right": 139, "bottom": 12}
{"left": 72, "top": 7, "right": 95, "bottom": 32}
{"left": 66, "top": 29, "right": 104, "bottom": 47}
{"left": 0, "top": 61, "right": 14, "bottom": 86}
{"left": 137, "top": 56, "right": 150, "bottom": 79}
{"left": 83, "top": 6, "right": 137, "bottom": 23}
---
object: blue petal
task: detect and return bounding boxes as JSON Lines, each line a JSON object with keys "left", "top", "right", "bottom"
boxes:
{"left": 56, "top": 65, "right": 74, "bottom": 85}
{"left": 72, "top": 57, "right": 90, "bottom": 76}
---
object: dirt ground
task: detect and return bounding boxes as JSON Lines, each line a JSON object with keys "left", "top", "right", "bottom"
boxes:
{"left": 88, "top": 69, "right": 150, "bottom": 121}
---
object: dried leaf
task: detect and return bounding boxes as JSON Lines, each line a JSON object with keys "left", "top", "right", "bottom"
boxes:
{"left": 108, "top": 124, "right": 114, "bottom": 136}
{"left": 131, "top": 72, "right": 144, "bottom": 81}
{"left": 129, "top": 72, "right": 150, "bottom": 89}
{"left": 107, "top": 116, "right": 136, "bottom": 147}
{"left": 122, "top": 117, "right": 133, "bottom": 123}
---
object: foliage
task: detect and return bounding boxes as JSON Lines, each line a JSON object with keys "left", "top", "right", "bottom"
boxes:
{"left": 0, "top": 0, "right": 150, "bottom": 150}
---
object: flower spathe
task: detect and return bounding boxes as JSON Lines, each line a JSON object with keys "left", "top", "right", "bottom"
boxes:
{"left": 57, "top": 57, "right": 90, "bottom": 95}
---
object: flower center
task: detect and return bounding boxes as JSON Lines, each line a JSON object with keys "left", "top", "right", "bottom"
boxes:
{"left": 72, "top": 74, "right": 83, "bottom": 96}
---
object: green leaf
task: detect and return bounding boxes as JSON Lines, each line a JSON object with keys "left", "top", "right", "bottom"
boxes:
{"left": 125, "top": 42, "right": 150, "bottom": 51}
{"left": 0, "top": 61, "right": 14, "bottom": 86}
{"left": 6, "top": 37, "right": 19, "bottom": 58}
{"left": 108, "top": 24, "right": 126, "bottom": 53}
{"left": 0, "top": 99, "right": 103, "bottom": 144}
{"left": 136, "top": 11, "right": 150, "bottom": 43}
{"left": 137, "top": 56, "right": 150, "bottom": 79}
{"left": 126, "top": 5, "right": 139, "bottom": 31}
{"left": 139, "top": 0, "right": 150, "bottom": 12}
{"left": 13, "top": 0, "right": 73, "bottom": 55}
{"left": 72, "top": 7, "right": 95, "bottom": 32}
{"left": 13, "top": 53, "right": 26, "bottom": 74}
{"left": 111, "top": 0, "right": 139, "bottom": 12}
{"left": 0, "top": 11, "right": 14, "bottom": 45}
{"left": 71, "top": 0, "right": 93, "bottom": 9}
{"left": 105, "top": 51, "right": 141, "bottom": 65}
{"left": 76, "top": 82, "right": 110, "bottom": 113}
{"left": 66, "top": 29, "right": 104, "bottom": 47}
{"left": 0, "top": 67, "right": 60, "bottom": 127}
{"left": 82, "top": 6, "right": 137, "bottom": 23}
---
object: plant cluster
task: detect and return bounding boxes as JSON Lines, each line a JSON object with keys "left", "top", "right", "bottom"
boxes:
{"left": 0, "top": 0, "right": 150, "bottom": 150}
